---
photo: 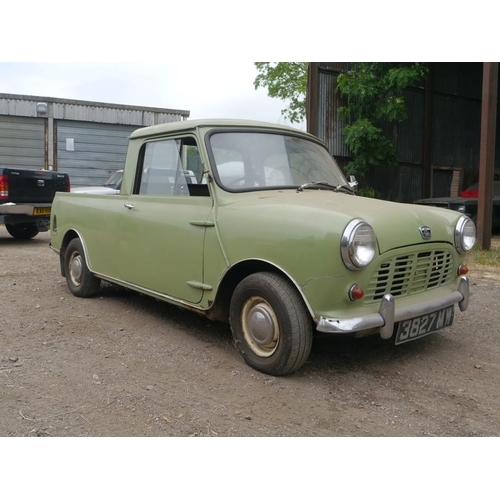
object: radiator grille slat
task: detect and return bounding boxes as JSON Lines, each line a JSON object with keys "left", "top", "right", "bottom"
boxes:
{"left": 365, "top": 250, "right": 454, "bottom": 302}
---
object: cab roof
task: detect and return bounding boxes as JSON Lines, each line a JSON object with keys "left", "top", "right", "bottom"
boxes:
{"left": 129, "top": 118, "right": 317, "bottom": 141}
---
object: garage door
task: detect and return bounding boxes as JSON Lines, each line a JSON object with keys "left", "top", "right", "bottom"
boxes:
{"left": 56, "top": 121, "right": 141, "bottom": 187}
{"left": 0, "top": 116, "right": 46, "bottom": 170}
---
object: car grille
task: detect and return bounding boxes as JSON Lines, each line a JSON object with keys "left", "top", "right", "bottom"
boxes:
{"left": 364, "top": 250, "right": 454, "bottom": 302}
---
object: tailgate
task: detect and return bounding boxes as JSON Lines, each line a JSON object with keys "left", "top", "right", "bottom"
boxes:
{"left": 4, "top": 169, "right": 69, "bottom": 203}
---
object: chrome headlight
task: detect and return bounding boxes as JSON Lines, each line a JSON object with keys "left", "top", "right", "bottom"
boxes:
{"left": 454, "top": 215, "right": 476, "bottom": 253}
{"left": 341, "top": 219, "right": 377, "bottom": 270}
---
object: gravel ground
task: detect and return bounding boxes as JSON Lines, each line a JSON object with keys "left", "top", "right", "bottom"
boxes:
{"left": 1, "top": 226, "right": 500, "bottom": 438}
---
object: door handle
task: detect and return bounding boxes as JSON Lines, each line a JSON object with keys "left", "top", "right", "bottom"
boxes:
{"left": 124, "top": 203, "right": 135, "bottom": 209}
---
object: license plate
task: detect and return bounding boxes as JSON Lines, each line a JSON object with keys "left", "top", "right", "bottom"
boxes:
{"left": 33, "top": 207, "right": 51, "bottom": 216}
{"left": 395, "top": 306, "right": 454, "bottom": 345}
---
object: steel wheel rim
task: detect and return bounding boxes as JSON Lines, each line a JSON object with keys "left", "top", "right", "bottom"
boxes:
{"left": 241, "top": 296, "right": 280, "bottom": 357}
{"left": 68, "top": 251, "right": 83, "bottom": 287}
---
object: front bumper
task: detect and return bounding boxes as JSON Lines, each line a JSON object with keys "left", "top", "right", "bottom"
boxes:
{"left": 317, "top": 276, "right": 469, "bottom": 339}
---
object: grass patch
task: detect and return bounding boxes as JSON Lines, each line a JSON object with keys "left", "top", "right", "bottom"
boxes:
{"left": 465, "top": 236, "right": 500, "bottom": 271}
{"left": 466, "top": 247, "right": 500, "bottom": 268}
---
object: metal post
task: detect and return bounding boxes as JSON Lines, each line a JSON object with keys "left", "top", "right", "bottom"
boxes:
{"left": 47, "top": 116, "right": 54, "bottom": 170}
{"left": 477, "top": 62, "right": 498, "bottom": 250}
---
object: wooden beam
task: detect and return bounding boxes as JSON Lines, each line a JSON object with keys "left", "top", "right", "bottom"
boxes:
{"left": 477, "top": 62, "right": 498, "bottom": 250}
{"left": 422, "top": 64, "right": 433, "bottom": 199}
{"left": 306, "top": 62, "right": 320, "bottom": 137}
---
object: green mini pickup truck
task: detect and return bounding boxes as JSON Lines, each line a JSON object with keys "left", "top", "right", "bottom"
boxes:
{"left": 50, "top": 119, "right": 475, "bottom": 375}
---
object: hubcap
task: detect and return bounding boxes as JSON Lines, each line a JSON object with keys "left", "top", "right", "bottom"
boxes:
{"left": 241, "top": 296, "right": 279, "bottom": 357}
{"left": 69, "top": 252, "right": 83, "bottom": 286}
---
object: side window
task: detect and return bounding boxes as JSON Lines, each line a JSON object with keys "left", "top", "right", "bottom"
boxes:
{"left": 135, "top": 137, "right": 208, "bottom": 197}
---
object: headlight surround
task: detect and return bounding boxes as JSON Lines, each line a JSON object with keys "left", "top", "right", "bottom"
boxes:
{"left": 341, "top": 219, "right": 377, "bottom": 270}
{"left": 454, "top": 215, "right": 476, "bottom": 253}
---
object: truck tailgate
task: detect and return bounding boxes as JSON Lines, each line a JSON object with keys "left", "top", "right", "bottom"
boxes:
{"left": 2, "top": 169, "right": 69, "bottom": 203}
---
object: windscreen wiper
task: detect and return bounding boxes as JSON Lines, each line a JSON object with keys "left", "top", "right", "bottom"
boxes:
{"left": 296, "top": 181, "right": 336, "bottom": 193}
{"left": 332, "top": 183, "right": 355, "bottom": 194}
{"left": 296, "top": 181, "right": 354, "bottom": 194}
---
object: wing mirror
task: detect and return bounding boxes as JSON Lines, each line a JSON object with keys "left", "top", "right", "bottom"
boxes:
{"left": 348, "top": 175, "right": 358, "bottom": 193}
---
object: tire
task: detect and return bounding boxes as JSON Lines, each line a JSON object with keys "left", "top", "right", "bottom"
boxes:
{"left": 230, "top": 272, "right": 313, "bottom": 376}
{"left": 5, "top": 223, "right": 39, "bottom": 240}
{"left": 64, "top": 238, "right": 101, "bottom": 297}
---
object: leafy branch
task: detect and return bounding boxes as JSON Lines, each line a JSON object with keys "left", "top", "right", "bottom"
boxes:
{"left": 253, "top": 62, "right": 308, "bottom": 124}
{"left": 336, "top": 62, "right": 428, "bottom": 179}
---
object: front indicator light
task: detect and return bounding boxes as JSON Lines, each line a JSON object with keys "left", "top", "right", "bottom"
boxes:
{"left": 458, "top": 264, "right": 469, "bottom": 276}
{"left": 349, "top": 284, "right": 364, "bottom": 301}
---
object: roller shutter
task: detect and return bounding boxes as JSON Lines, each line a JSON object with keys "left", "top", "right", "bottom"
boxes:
{"left": 0, "top": 116, "right": 46, "bottom": 170}
{"left": 56, "top": 121, "right": 141, "bottom": 187}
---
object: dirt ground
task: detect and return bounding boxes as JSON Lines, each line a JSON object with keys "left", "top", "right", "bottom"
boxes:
{"left": 1, "top": 226, "right": 500, "bottom": 437}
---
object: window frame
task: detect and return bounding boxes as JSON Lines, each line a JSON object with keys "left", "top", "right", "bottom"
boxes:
{"left": 132, "top": 134, "right": 205, "bottom": 197}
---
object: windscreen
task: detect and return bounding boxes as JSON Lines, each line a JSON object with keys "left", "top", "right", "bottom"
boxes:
{"left": 208, "top": 131, "right": 347, "bottom": 192}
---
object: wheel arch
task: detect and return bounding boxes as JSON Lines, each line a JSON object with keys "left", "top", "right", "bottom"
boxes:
{"left": 58, "top": 229, "right": 85, "bottom": 277}
{"left": 206, "top": 259, "right": 315, "bottom": 324}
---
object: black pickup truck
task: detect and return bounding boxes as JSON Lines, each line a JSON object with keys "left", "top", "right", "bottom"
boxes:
{"left": 0, "top": 168, "right": 70, "bottom": 239}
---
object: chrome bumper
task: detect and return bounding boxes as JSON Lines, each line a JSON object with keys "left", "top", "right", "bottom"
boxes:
{"left": 317, "top": 276, "right": 469, "bottom": 339}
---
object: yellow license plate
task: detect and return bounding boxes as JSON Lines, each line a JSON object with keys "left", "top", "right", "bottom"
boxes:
{"left": 33, "top": 207, "right": 51, "bottom": 216}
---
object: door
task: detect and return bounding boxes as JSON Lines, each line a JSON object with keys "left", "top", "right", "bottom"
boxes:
{"left": 57, "top": 121, "right": 139, "bottom": 187}
{"left": 0, "top": 116, "right": 45, "bottom": 170}
{"left": 118, "top": 135, "right": 212, "bottom": 304}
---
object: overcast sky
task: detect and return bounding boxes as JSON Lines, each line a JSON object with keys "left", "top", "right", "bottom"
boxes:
{"left": 0, "top": 62, "right": 306, "bottom": 130}
{"left": 1, "top": 0, "right": 494, "bottom": 138}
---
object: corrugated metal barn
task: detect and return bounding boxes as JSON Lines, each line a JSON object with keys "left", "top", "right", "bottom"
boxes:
{"left": 307, "top": 63, "right": 499, "bottom": 203}
{"left": 0, "top": 93, "right": 190, "bottom": 186}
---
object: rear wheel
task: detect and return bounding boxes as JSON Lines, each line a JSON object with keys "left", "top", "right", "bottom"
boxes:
{"left": 64, "top": 238, "right": 101, "bottom": 297}
{"left": 5, "top": 223, "right": 39, "bottom": 240}
{"left": 230, "top": 272, "right": 313, "bottom": 376}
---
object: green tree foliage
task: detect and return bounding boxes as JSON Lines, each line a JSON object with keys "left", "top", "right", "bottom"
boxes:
{"left": 254, "top": 62, "right": 307, "bottom": 124}
{"left": 336, "top": 63, "right": 428, "bottom": 179}
{"left": 253, "top": 62, "right": 427, "bottom": 197}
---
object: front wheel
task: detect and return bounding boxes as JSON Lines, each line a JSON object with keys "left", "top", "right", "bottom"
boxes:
{"left": 5, "top": 223, "right": 39, "bottom": 240}
{"left": 230, "top": 272, "right": 313, "bottom": 376}
{"left": 64, "top": 238, "right": 101, "bottom": 297}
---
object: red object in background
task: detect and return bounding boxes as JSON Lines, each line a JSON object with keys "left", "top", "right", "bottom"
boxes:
{"left": 460, "top": 189, "right": 479, "bottom": 197}
{"left": 0, "top": 174, "right": 8, "bottom": 199}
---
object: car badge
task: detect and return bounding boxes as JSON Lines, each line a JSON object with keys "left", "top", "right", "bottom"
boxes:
{"left": 419, "top": 226, "right": 431, "bottom": 239}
